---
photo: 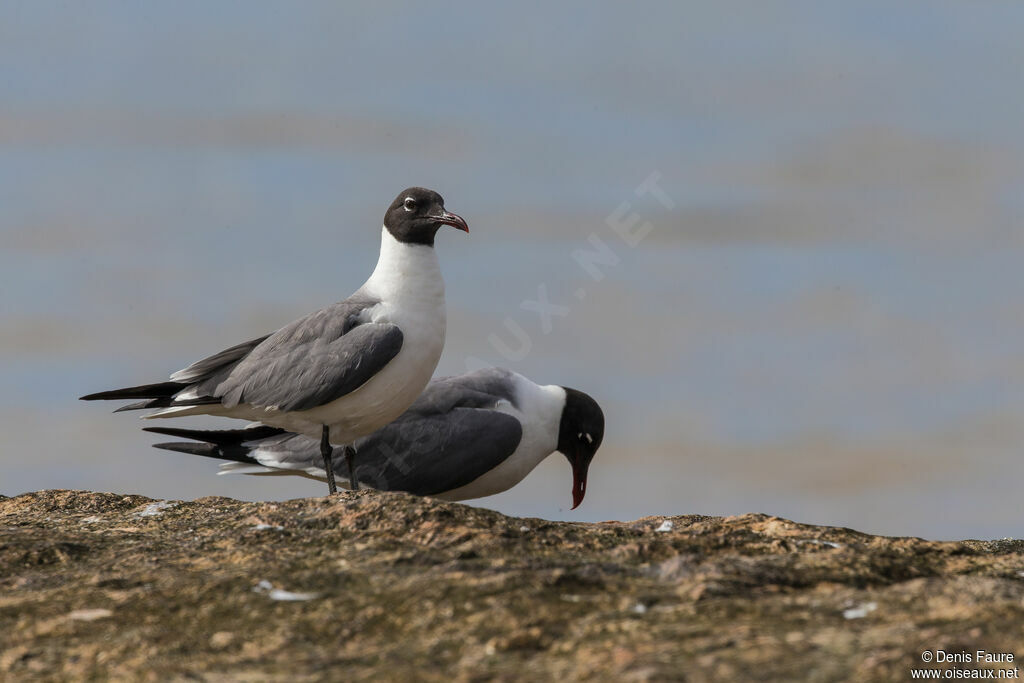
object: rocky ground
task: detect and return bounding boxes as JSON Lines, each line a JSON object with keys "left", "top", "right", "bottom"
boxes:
{"left": 1, "top": 490, "right": 1022, "bottom": 681}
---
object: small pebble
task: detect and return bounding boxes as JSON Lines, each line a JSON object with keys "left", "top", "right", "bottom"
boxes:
{"left": 209, "top": 631, "right": 235, "bottom": 649}
{"left": 136, "top": 501, "right": 177, "bottom": 518}
{"left": 268, "top": 588, "right": 320, "bottom": 602}
{"left": 69, "top": 608, "right": 113, "bottom": 622}
{"left": 253, "top": 580, "right": 320, "bottom": 602}
{"left": 842, "top": 602, "right": 877, "bottom": 620}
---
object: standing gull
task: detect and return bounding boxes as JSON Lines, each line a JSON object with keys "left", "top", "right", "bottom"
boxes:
{"left": 81, "top": 187, "right": 468, "bottom": 494}
{"left": 142, "top": 368, "right": 605, "bottom": 509}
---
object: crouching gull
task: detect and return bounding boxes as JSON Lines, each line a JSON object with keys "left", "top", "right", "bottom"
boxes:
{"left": 81, "top": 187, "right": 468, "bottom": 495}
{"left": 142, "top": 368, "right": 605, "bottom": 509}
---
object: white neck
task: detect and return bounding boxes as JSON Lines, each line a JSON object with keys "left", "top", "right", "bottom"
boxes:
{"left": 521, "top": 381, "right": 568, "bottom": 457}
{"left": 363, "top": 226, "right": 444, "bottom": 303}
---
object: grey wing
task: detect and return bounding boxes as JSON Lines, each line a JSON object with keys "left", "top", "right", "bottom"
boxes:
{"left": 350, "top": 407, "right": 523, "bottom": 496}
{"left": 170, "top": 334, "right": 271, "bottom": 383}
{"left": 400, "top": 367, "right": 522, "bottom": 416}
{"left": 200, "top": 300, "right": 403, "bottom": 412}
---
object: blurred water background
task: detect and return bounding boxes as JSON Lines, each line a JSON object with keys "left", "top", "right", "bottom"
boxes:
{"left": 2, "top": 2, "right": 1022, "bottom": 540}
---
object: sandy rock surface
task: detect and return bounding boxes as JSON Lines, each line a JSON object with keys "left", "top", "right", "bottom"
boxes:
{"left": 1, "top": 490, "right": 1022, "bottom": 681}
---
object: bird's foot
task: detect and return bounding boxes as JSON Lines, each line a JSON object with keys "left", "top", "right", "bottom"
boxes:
{"left": 345, "top": 446, "right": 359, "bottom": 491}
{"left": 320, "top": 425, "right": 338, "bottom": 495}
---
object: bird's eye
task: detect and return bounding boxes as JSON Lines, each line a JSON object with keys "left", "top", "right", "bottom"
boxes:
{"left": 578, "top": 432, "right": 593, "bottom": 444}
{"left": 403, "top": 197, "right": 417, "bottom": 212}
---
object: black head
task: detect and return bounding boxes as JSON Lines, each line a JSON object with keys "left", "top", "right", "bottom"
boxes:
{"left": 556, "top": 387, "right": 605, "bottom": 510}
{"left": 383, "top": 187, "right": 469, "bottom": 246}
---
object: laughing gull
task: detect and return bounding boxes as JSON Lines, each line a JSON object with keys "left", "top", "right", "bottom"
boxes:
{"left": 142, "top": 368, "right": 605, "bottom": 509}
{"left": 81, "top": 187, "right": 468, "bottom": 494}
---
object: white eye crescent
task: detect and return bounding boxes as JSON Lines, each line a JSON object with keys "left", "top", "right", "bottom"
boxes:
{"left": 403, "top": 197, "right": 416, "bottom": 211}
{"left": 578, "top": 432, "right": 593, "bottom": 444}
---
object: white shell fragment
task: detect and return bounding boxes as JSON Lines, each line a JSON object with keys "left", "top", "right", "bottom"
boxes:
{"left": 253, "top": 579, "right": 320, "bottom": 602}
{"left": 842, "top": 602, "right": 877, "bottom": 620}
{"left": 136, "top": 501, "right": 177, "bottom": 518}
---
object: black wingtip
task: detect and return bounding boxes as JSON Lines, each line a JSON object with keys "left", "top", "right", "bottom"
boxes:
{"left": 149, "top": 440, "right": 239, "bottom": 462}
{"left": 142, "top": 425, "right": 286, "bottom": 444}
{"left": 80, "top": 391, "right": 112, "bottom": 401}
{"left": 151, "top": 441, "right": 222, "bottom": 457}
{"left": 80, "top": 381, "right": 187, "bottom": 402}
{"left": 149, "top": 438, "right": 261, "bottom": 465}
{"left": 114, "top": 399, "right": 162, "bottom": 413}
{"left": 143, "top": 426, "right": 220, "bottom": 441}
{"left": 144, "top": 425, "right": 285, "bottom": 465}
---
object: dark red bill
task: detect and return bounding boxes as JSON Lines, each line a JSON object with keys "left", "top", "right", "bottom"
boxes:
{"left": 435, "top": 210, "right": 469, "bottom": 233}
{"left": 570, "top": 457, "right": 590, "bottom": 510}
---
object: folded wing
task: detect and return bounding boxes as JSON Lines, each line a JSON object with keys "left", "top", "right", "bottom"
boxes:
{"left": 82, "top": 297, "right": 403, "bottom": 414}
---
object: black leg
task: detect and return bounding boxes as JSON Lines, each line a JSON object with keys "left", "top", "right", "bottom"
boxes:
{"left": 345, "top": 446, "right": 359, "bottom": 491}
{"left": 321, "top": 425, "right": 337, "bottom": 495}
